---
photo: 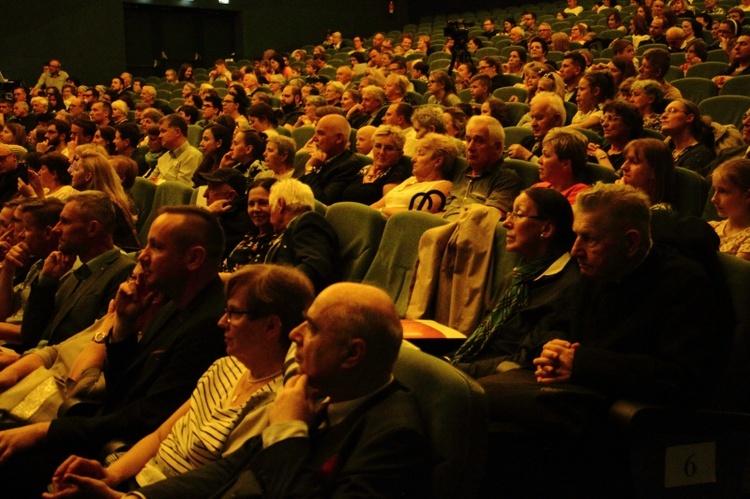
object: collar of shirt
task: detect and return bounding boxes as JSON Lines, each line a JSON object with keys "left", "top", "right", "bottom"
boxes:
{"left": 169, "top": 140, "right": 190, "bottom": 159}
{"left": 535, "top": 252, "right": 572, "bottom": 281}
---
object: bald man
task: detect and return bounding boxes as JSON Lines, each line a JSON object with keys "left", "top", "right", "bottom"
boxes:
{"left": 92, "top": 283, "right": 433, "bottom": 498}
{"left": 300, "top": 114, "right": 364, "bottom": 204}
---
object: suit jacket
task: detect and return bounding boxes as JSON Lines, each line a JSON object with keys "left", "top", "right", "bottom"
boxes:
{"left": 298, "top": 149, "right": 363, "bottom": 204}
{"left": 45, "top": 277, "right": 227, "bottom": 453}
{"left": 137, "top": 382, "right": 432, "bottom": 499}
{"left": 265, "top": 211, "right": 339, "bottom": 294}
{"left": 20, "top": 249, "right": 135, "bottom": 350}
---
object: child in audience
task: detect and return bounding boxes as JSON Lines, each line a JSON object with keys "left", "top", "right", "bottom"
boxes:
{"left": 709, "top": 158, "right": 750, "bottom": 260}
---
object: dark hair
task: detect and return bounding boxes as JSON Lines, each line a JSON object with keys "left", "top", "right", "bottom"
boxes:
{"left": 623, "top": 138, "right": 676, "bottom": 206}
{"left": 238, "top": 129, "right": 266, "bottom": 162}
{"left": 510, "top": 47, "right": 528, "bottom": 64}
{"left": 564, "top": 51, "right": 586, "bottom": 71}
{"left": 581, "top": 71, "right": 615, "bottom": 103}
{"left": 483, "top": 98, "right": 511, "bottom": 127}
{"left": 523, "top": 187, "right": 576, "bottom": 253}
{"left": 115, "top": 123, "right": 140, "bottom": 149}
{"left": 19, "top": 197, "right": 64, "bottom": 229}
{"left": 673, "top": 98, "right": 715, "bottom": 149}
{"left": 248, "top": 102, "right": 279, "bottom": 127}
{"left": 193, "top": 124, "right": 232, "bottom": 184}
{"left": 610, "top": 55, "right": 638, "bottom": 80}
{"left": 685, "top": 39, "right": 708, "bottom": 63}
{"left": 157, "top": 205, "right": 225, "bottom": 269}
{"left": 528, "top": 37, "right": 549, "bottom": 57}
{"left": 97, "top": 125, "right": 116, "bottom": 155}
{"left": 40, "top": 152, "right": 72, "bottom": 185}
{"left": 159, "top": 114, "right": 188, "bottom": 136}
{"left": 205, "top": 95, "right": 223, "bottom": 110}
{"left": 642, "top": 47, "right": 672, "bottom": 80}
{"left": 682, "top": 18, "right": 704, "bottom": 39}
{"left": 178, "top": 105, "right": 200, "bottom": 125}
{"left": 602, "top": 100, "right": 644, "bottom": 140}
{"left": 72, "top": 118, "right": 96, "bottom": 140}
{"left": 225, "top": 265, "right": 314, "bottom": 349}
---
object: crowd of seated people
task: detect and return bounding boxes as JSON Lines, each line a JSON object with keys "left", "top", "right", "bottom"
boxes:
{"left": 0, "top": 2, "right": 749, "bottom": 495}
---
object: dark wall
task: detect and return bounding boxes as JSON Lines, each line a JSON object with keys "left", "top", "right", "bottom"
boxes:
{"left": 1, "top": 0, "right": 410, "bottom": 88}
{"left": 1, "top": 0, "right": 125, "bottom": 89}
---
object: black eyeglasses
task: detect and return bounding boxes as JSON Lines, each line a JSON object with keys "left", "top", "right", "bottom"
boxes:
{"left": 507, "top": 211, "right": 545, "bottom": 221}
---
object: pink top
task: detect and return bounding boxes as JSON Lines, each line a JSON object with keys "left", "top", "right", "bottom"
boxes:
{"left": 531, "top": 182, "right": 590, "bottom": 205}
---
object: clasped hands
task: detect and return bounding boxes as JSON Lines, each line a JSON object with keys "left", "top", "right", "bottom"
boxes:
{"left": 533, "top": 339, "right": 579, "bottom": 384}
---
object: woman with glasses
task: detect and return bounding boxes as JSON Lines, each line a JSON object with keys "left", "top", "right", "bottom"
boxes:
{"left": 451, "top": 187, "right": 579, "bottom": 378}
{"left": 660, "top": 98, "right": 716, "bottom": 174}
{"left": 221, "top": 92, "right": 249, "bottom": 130}
{"left": 342, "top": 125, "right": 410, "bottom": 205}
{"left": 426, "top": 70, "right": 462, "bottom": 107}
{"left": 48, "top": 265, "right": 314, "bottom": 494}
{"left": 371, "top": 133, "right": 455, "bottom": 216}
{"left": 589, "top": 100, "right": 644, "bottom": 171}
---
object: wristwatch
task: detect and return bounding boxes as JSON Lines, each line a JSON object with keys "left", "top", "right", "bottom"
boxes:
{"left": 93, "top": 330, "right": 110, "bottom": 344}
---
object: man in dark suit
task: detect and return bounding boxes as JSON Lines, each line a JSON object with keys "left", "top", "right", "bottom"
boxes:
{"left": 54, "top": 282, "right": 432, "bottom": 498}
{"left": 300, "top": 114, "right": 363, "bottom": 204}
{"left": 265, "top": 178, "right": 339, "bottom": 294}
{"left": 0, "top": 206, "right": 226, "bottom": 498}
{"left": 20, "top": 191, "right": 135, "bottom": 351}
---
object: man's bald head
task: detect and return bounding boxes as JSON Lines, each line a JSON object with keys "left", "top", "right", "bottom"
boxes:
{"left": 313, "top": 114, "right": 351, "bottom": 156}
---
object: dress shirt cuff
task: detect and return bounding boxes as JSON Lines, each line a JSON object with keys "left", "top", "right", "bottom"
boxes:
{"left": 262, "top": 420, "right": 308, "bottom": 449}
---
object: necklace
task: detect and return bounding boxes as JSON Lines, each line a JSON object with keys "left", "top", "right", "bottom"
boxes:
{"left": 231, "top": 369, "right": 281, "bottom": 404}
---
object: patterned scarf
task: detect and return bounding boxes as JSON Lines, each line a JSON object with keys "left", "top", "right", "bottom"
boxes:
{"left": 452, "top": 258, "right": 553, "bottom": 364}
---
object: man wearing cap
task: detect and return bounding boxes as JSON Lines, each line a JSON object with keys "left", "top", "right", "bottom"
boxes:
{"left": 0, "top": 144, "right": 27, "bottom": 204}
{"left": 200, "top": 168, "right": 252, "bottom": 259}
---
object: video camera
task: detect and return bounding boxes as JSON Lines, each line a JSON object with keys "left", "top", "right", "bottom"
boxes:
{"left": 443, "top": 19, "right": 475, "bottom": 44}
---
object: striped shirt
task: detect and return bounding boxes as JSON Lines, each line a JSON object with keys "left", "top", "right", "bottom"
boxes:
{"left": 135, "top": 357, "right": 281, "bottom": 486}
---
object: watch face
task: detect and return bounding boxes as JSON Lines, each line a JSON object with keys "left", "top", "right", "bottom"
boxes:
{"left": 94, "top": 331, "right": 108, "bottom": 343}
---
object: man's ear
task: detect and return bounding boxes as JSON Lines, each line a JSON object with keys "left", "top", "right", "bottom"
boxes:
{"left": 341, "top": 338, "right": 366, "bottom": 369}
{"left": 624, "top": 228, "right": 641, "bottom": 258}
{"left": 184, "top": 245, "right": 207, "bottom": 270}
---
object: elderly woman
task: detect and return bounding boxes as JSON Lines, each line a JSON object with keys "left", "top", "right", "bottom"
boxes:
{"left": 533, "top": 128, "right": 590, "bottom": 204}
{"left": 630, "top": 79, "right": 666, "bottom": 132}
{"left": 427, "top": 70, "right": 462, "bottom": 107}
{"left": 324, "top": 81, "right": 345, "bottom": 107}
{"left": 267, "top": 74, "right": 286, "bottom": 97}
{"left": 47, "top": 265, "right": 314, "bottom": 494}
{"left": 451, "top": 187, "right": 579, "bottom": 378}
{"left": 617, "top": 138, "right": 677, "bottom": 211}
{"left": 260, "top": 135, "right": 296, "bottom": 180}
{"left": 341, "top": 125, "right": 411, "bottom": 205}
{"left": 660, "top": 98, "right": 716, "bottom": 173}
{"left": 411, "top": 106, "right": 448, "bottom": 139}
{"left": 68, "top": 145, "right": 140, "bottom": 251}
{"left": 221, "top": 179, "right": 277, "bottom": 273}
{"left": 372, "top": 133, "right": 455, "bottom": 216}
{"left": 265, "top": 179, "right": 338, "bottom": 293}
{"left": 18, "top": 152, "right": 76, "bottom": 201}
{"left": 294, "top": 95, "right": 326, "bottom": 128}
{"left": 383, "top": 74, "right": 411, "bottom": 105}
{"left": 340, "top": 89, "right": 361, "bottom": 114}
{"left": 111, "top": 100, "right": 129, "bottom": 126}
{"left": 589, "top": 100, "right": 644, "bottom": 171}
